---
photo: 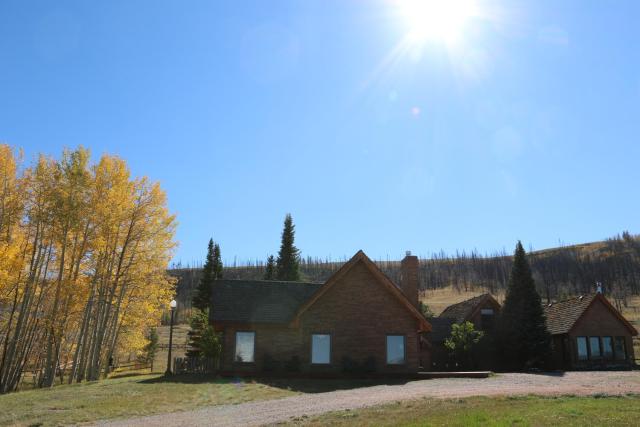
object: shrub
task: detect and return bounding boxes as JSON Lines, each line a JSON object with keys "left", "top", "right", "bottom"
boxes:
{"left": 285, "top": 356, "right": 301, "bottom": 372}
{"left": 363, "top": 356, "right": 377, "bottom": 373}
{"left": 342, "top": 356, "right": 377, "bottom": 374}
{"left": 262, "top": 353, "right": 280, "bottom": 372}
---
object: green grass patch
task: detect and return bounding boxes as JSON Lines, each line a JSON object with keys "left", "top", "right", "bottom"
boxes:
{"left": 0, "top": 374, "right": 297, "bottom": 426}
{"left": 291, "top": 394, "right": 640, "bottom": 426}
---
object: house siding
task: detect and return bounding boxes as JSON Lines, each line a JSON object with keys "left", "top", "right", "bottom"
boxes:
{"left": 214, "top": 260, "right": 424, "bottom": 374}
{"left": 552, "top": 298, "right": 636, "bottom": 370}
{"left": 300, "top": 261, "right": 421, "bottom": 373}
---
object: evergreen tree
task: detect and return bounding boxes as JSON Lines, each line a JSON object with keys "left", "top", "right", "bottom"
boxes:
{"left": 139, "top": 328, "right": 159, "bottom": 368}
{"left": 498, "top": 241, "right": 551, "bottom": 370}
{"left": 276, "top": 214, "right": 301, "bottom": 281}
{"left": 264, "top": 255, "right": 276, "bottom": 280}
{"left": 189, "top": 239, "right": 223, "bottom": 358}
{"left": 192, "top": 239, "right": 216, "bottom": 312}
{"left": 186, "top": 309, "right": 208, "bottom": 358}
{"left": 213, "top": 243, "right": 223, "bottom": 279}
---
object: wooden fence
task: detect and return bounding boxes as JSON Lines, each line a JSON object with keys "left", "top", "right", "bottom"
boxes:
{"left": 173, "top": 357, "right": 218, "bottom": 374}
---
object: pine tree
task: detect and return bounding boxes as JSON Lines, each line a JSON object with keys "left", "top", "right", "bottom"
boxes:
{"left": 498, "top": 241, "right": 551, "bottom": 370}
{"left": 192, "top": 239, "right": 216, "bottom": 312}
{"left": 276, "top": 214, "right": 300, "bottom": 281}
{"left": 185, "top": 309, "right": 208, "bottom": 358}
{"left": 189, "top": 239, "right": 223, "bottom": 358}
{"left": 264, "top": 255, "right": 276, "bottom": 280}
{"left": 213, "top": 243, "right": 223, "bottom": 279}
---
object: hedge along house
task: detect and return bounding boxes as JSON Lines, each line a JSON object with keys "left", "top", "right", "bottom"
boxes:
{"left": 209, "top": 250, "right": 431, "bottom": 375}
{"left": 544, "top": 292, "right": 638, "bottom": 370}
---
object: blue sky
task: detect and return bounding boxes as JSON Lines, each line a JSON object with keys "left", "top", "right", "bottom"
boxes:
{"left": 1, "top": 0, "right": 639, "bottom": 265}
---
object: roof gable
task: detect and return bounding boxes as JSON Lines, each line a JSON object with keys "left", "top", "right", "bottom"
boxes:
{"left": 439, "top": 294, "right": 500, "bottom": 323}
{"left": 291, "top": 250, "right": 431, "bottom": 332}
{"left": 544, "top": 293, "right": 638, "bottom": 336}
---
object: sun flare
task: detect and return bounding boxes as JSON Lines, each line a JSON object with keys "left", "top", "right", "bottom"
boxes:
{"left": 398, "top": 0, "right": 478, "bottom": 44}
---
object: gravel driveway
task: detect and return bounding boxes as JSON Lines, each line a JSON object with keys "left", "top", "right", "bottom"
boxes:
{"left": 96, "top": 371, "right": 640, "bottom": 427}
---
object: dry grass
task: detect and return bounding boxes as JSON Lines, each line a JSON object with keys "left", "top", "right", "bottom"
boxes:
{"left": 620, "top": 295, "right": 640, "bottom": 363}
{"left": 421, "top": 287, "right": 505, "bottom": 316}
{"left": 152, "top": 324, "right": 190, "bottom": 373}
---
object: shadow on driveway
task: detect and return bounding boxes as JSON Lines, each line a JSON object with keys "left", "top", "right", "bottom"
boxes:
{"left": 138, "top": 374, "right": 410, "bottom": 393}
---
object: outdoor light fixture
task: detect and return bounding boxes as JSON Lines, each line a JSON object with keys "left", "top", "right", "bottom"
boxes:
{"left": 165, "top": 299, "right": 177, "bottom": 376}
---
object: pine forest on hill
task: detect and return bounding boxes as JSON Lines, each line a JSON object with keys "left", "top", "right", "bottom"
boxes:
{"left": 169, "top": 232, "right": 640, "bottom": 321}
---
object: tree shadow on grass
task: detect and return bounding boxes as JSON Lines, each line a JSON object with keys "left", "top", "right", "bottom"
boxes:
{"left": 138, "top": 374, "right": 410, "bottom": 393}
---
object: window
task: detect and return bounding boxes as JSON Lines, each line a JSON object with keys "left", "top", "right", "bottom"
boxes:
{"left": 576, "top": 337, "right": 588, "bottom": 361}
{"left": 311, "top": 334, "right": 331, "bottom": 364}
{"left": 614, "top": 337, "right": 627, "bottom": 361}
{"left": 235, "top": 331, "right": 255, "bottom": 363}
{"left": 602, "top": 336, "right": 613, "bottom": 359}
{"left": 480, "top": 308, "right": 495, "bottom": 330}
{"left": 386, "top": 335, "right": 405, "bottom": 365}
{"left": 589, "top": 337, "right": 601, "bottom": 358}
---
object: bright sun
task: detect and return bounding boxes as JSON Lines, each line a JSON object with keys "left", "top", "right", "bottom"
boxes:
{"left": 398, "top": 0, "right": 478, "bottom": 44}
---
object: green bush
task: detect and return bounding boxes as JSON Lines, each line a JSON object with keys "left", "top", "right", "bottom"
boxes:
{"left": 285, "top": 356, "right": 300, "bottom": 372}
{"left": 342, "top": 356, "right": 377, "bottom": 374}
{"left": 262, "top": 353, "right": 280, "bottom": 372}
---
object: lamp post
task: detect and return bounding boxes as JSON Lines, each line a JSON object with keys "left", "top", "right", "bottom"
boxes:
{"left": 165, "top": 299, "right": 177, "bottom": 376}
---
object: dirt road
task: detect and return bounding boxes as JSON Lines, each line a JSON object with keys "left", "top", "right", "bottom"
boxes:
{"left": 96, "top": 371, "right": 640, "bottom": 427}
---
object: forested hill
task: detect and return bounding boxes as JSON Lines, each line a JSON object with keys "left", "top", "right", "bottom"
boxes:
{"left": 169, "top": 232, "right": 640, "bottom": 316}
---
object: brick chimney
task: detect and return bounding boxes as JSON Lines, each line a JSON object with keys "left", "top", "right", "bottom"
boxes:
{"left": 400, "top": 251, "right": 419, "bottom": 308}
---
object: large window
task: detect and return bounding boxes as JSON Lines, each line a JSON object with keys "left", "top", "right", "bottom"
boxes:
{"left": 235, "top": 331, "right": 255, "bottom": 363}
{"left": 614, "top": 337, "right": 627, "bottom": 361}
{"left": 311, "top": 334, "right": 331, "bottom": 364}
{"left": 576, "top": 337, "right": 588, "bottom": 361}
{"left": 480, "top": 308, "right": 495, "bottom": 330}
{"left": 386, "top": 335, "right": 405, "bottom": 365}
{"left": 602, "top": 336, "right": 613, "bottom": 359}
{"left": 589, "top": 337, "right": 601, "bottom": 358}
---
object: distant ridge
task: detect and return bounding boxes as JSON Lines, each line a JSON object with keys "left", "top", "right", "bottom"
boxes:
{"left": 169, "top": 232, "right": 640, "bottom": 314}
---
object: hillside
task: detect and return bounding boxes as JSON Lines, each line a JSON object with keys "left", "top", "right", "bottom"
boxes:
{"left": 170, "top": 232, "right": 640, "bottom": 317}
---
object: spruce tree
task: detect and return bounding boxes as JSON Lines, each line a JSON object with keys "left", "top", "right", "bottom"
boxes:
{"left": 498, "top": 241, "right": 551, "bottom": 370}
{"left": 264, "top": 255, "right": 276, "bottom": 280}
{"left": 276, "top": 214, "right": 301, "bottom": 281}
{"left": 189, "top": 238, "right": 223, "bottom": 358}
{"left": 213, "top": 243, "right": 223, "bottom": 279}
{"left": 192, "top": 239, "right": 216, "bottom": 312}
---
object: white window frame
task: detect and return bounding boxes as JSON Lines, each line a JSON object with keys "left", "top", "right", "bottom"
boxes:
{"left": 234, "top": 331, "right": 255, "bottom": 363}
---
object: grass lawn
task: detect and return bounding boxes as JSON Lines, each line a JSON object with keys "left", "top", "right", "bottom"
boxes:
{"left": 288, "top": 394, "right": 640, "bottom": 426}
{"left": 0, "top": 374, "right": 404, "bottom": 426}
{"left": 0, "top": 373, "right": 298, "bottom": 426}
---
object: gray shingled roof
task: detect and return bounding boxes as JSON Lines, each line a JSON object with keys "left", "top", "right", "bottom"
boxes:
{"left": 210, "top": 279, "right": 323, "bottom": 324}
{"left": 439, "top": 294, "right": 492, "bottom": 323}
{"left": 543, "top": 294, "right": 596, "bottom": 335}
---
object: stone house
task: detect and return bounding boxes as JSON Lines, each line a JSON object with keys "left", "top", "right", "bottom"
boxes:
{"left": 209, "top": 250, "right": 431, "bottom": 375}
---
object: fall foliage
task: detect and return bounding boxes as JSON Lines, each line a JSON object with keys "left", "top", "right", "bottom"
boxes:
{"left": 0, "top": 145, "right": 177, "bottom": 392}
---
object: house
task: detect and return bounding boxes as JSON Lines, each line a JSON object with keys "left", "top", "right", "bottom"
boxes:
{"left": 439, "top": 293, "right": 501, "bottom": 332}
{"left": 428, "top": 294, "right": 501, "bottom": 370}
{"left": 209, "top": 250, "right": 431, "bottom": 375}
{"left": 544, "top": 293, "right": 638, "bottom": 370}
